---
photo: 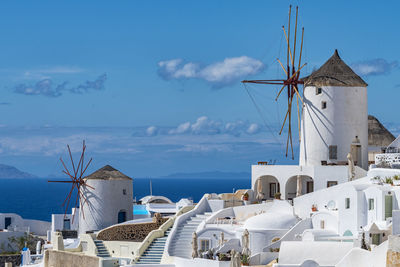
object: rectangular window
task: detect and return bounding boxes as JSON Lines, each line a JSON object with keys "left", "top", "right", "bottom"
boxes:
{"left": 372, "top": 234, "right": 381, "bottom": 245}
{"left": 329, "top": 145, "right": 338, "bottom": 160}
{"left": 321, "top": 101, "right": 327, "bottom": 109}
{"left": 123, "top": 189, "right": 127, "bottom": 195}
{"left": 4, "top": 217, "right": 11, "bottom": 229}
{"left": 368, "top": 198, "right": 375, "bottom": 210}
{"left": 327, "top": 181, "right": 338, "bottom": 187}
{"left": 316, "top": 87, "right": 322, "bottom": 95}
{"left": 200, "top": 239, "right": 210, "bottom": 252}
{"left": 345, "top": 198, "right": 350, "bottom": 209}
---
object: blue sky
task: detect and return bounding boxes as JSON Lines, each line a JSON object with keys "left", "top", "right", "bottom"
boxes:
{"left": 0, "top": 1, "right": 399, "bottom": 177}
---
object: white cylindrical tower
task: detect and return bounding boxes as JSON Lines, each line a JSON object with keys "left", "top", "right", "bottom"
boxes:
{"left": 299, "top": 50, "right": 368, "bottom": 170}
{"left": 79, "top": 165, "right": 133, "bottom": 234}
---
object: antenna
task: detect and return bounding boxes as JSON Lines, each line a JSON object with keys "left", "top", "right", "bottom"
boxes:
{"left": 242, "top": 5, "right": 306, "bottom": 160}
{"left": 150, "top": 179, "right": 153, "bottom": 196}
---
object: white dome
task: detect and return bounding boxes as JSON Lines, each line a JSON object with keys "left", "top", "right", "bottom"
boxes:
{"left": 244, "top": 212, "right": 297, "bottom": 230}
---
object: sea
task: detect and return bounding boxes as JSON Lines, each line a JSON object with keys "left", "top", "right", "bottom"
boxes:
{"left": 0, "top": 177, "right": 250, "bottom": 222}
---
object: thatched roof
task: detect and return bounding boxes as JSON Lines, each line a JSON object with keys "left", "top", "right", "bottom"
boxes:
{"left": 368, "top": 115, "right": 395, "bottom": 147}
{"left": 303, "top": 50, "right": 368, "bottom": 87}
{"left": 84, "top": 165, "right": 132, "bottom": 180}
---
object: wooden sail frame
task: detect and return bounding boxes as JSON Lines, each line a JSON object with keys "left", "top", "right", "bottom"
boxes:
{"left": 242, "top": 5, "right": 306, "bottom": 159}
{"left": 48, "top": 140, "right": 93, "bottom": 223}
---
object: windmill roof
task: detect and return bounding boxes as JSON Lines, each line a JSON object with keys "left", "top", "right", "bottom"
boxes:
{"left": 368, "top": 115, "right": 395, "bottom": 147}
{"left": 303, "top": 50, "right": 368, "bottom": 87}
{"left": 84, "top": 165, "right": 132, "bottom": 180}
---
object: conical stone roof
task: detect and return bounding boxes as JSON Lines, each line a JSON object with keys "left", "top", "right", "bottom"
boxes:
{"left": 84, "top": 165, "right": 132, "bottom": 180}
{"left": 303, "top": 50, "right": 367, "bottom": 87}
{"left": 368, "top": 115, "right": 395, "bottom": 147}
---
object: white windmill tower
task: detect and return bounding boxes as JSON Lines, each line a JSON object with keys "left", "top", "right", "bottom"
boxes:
{"left": 79, "top": 165, "right": 133, "bottom": 234}
{"left": 299, "top": 50, "right": 368, "bottom": 169}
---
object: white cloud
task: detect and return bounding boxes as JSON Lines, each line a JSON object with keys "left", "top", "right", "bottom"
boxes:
{"left": 158, "top": 56, "right": 265, "bottom": 88}
{"left": 351, "top": 59, "right": 398, "bottom": 76}
{"left": 166, "top": 116, "right": 261, "bottom": 137}
{"left": 146, "top": 126, "right": 158, "bottom": 136}
{"left": 247, "top": 123, "right": 260, "bottom": 134}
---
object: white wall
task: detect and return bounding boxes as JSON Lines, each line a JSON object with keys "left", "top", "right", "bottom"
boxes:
{"left": 0, "top": 213, "right": 50, "bottom": 236}
{"left": 299, "top": 85, "right": 368, "bottom": 170}
{"left": 251, "top": 165, "right": 349, "bottom": 200}
{"left": 0, "top": 231, "right": 24, "bottom": 252}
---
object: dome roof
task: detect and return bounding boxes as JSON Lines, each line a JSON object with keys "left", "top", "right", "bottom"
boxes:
{"left": 244, "top": 212, "right": 297, "bottom": 230}
{"left": 84, "top": 165, "right": 132, "bottom": 180}
{"left": 303, "top": 50, "right": 367, "bottom": 87}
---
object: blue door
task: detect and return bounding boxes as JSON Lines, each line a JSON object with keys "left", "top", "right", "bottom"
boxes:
{"left": 4, "top": 217, "right": 11, "bottom": 229}
{"left": 118, "top": 211, "right": 126, "bottom": 223}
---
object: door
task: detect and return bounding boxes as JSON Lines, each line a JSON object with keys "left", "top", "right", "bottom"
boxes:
{"left": 63, "top": 219, "right": 71, "bottom": 230}
{"left": 118, "top": 211, "right": 126, "bottom": 223}
{"left": 385, "top": 195, "right": 393, "bottom": 219}
{"left": 306, "top": 181, "right": 314, "bottom": 193}
{"left": 269, "top": 183, "right": 277, "bottom": 198}
{"left": 4, "top": 217, "right": 11, "bottom": 229}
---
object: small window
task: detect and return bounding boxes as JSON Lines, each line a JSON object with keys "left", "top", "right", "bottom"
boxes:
{"left": 320, "top": 220, "right": 325, "bottom": 229}
{"left": 200, "top": 239, "right": 210, "bottom": 252}
{"left": 368, "top": 198, "right": 375, "bottom": 210}
{"left": 321, "top": 101, "right": 327, "bottom": 109}
{"left": 329, "top": 145, "right": 337, "bottom": 160}
{"left": 327, "top": 181, "right": 338, "bottom": 187}
{"left": 345, "top": 198, "right": 350, "bottom": 209}
{"left": 63, "top": 219, "right": 71, "bottom": 230}
{"left": 123, "top": 189, "right": 127, "bottom": 195}
{"left": 316, "top": 87, "right": 322, "bottom": 95}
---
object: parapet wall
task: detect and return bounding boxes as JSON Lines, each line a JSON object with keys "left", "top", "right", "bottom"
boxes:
{"left": 97, "top": 214, "right": 167, "bottom": 242}
{"left": 0, "top": 254, "right": 21, "bottom": 267}
{"left": 44, "top": 250, "right": 99, "bottom": 267}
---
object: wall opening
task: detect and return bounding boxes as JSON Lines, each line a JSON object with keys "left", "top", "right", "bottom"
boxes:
{"left": 118, "top": 210, "right": 127, "bottom": 224}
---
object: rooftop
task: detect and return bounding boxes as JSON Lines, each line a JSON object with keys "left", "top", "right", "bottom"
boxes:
{"left": 84, "top": 165, "right": 132, "bottom": 180}
{"left": 303, "top": 49, "right": 368, "bottom": 87}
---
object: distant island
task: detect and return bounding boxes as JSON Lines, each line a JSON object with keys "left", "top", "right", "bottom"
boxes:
{"left": 0, "top": 164, "right": 37, "bottom": 178}
{"left": 158, "top": 171, "right": 250, "bottom": 179}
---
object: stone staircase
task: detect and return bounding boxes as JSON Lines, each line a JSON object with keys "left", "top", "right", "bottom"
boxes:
{"left": 94, "top": 240, "right": 110, "bottom": 258}
{"left": 135, "top": 228, "right": 172, "bottom": 264}
{"left": 169, "top": 212, "right": 212, "bottom": 258}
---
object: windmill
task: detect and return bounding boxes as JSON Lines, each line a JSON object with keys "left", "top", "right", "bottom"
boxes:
{"left": 48, "top": 140, "right": 94, "bottom": 223}
{"left": 242, "top": 5, "right": 306, "bottom": 159}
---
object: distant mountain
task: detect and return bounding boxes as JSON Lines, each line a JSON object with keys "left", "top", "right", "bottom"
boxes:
{"left": 159, "top": 171, "right": 250, "bottom": 179}
{"left": 0, "top": 164, "right": 37, "bottom": 178}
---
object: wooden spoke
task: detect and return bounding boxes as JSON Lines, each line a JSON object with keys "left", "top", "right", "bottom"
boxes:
{"left": 277, "top": 59, "right": 288, "bottom": 75}
{"left": 298, "top": 27, "right": 304, "bottom": 72}
{"left": 275, "top": 84, "right": 287, "bottom": 101}
{"left": 282, "top": 26, "right": 293, "bottom": 66}
{"left": 293, "top": 84, "right": 304, "bottom": 105}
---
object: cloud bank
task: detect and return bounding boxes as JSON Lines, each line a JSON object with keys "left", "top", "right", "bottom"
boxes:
{"left": 13, "top": 73, "right": 107, "bottom": 97}
{"left": 142, "top": 116, "right": 263, "bottom": 137}
{"left": 158, "top": 56, "right": 265, "bottom": 88}
{"left": 351, "top": 59, "right": 398, "bottom": 76}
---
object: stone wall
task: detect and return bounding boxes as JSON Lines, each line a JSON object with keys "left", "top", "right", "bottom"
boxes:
{"left": 44, "top": 250, "right": 99, "bottom": 267}
{"left": 97, "top": 213, "right": 167, "bottom": 242}
{"left": 0, "top": 254, "right": 21, "bottom": 267}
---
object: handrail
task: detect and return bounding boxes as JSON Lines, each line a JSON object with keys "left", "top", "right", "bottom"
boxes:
{"left": 132, "top": 205, "right": 194, "bottom": 263}
{"left": 165, "top": 194, "right": 211, "bottom": 257}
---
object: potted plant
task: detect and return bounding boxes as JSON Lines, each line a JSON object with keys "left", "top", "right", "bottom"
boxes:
{"left": 393, "top": 175, "right": 400, "bottom": 186}
{"left": 241, "top": 254, "right": 250, "bottom": 266}
{"left": 242, "top": 192, "right": 249, "bottom": 201}
{"left": 385, "top": 177, "right": 394, "bottom": 186}
{"left": 311, "top": 204, "right": 318, "bottom": 212}
{"left": 274, "top": 192, "right": 281, "bottom": 200}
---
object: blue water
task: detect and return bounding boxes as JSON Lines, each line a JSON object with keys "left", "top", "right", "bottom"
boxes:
{"left": 0, "top": 178, "right": 250, "bottom": 221}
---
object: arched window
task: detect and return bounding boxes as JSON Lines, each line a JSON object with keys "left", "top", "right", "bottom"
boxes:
{"left": 118, "top": 210, "right": 127, "bottom": 223}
